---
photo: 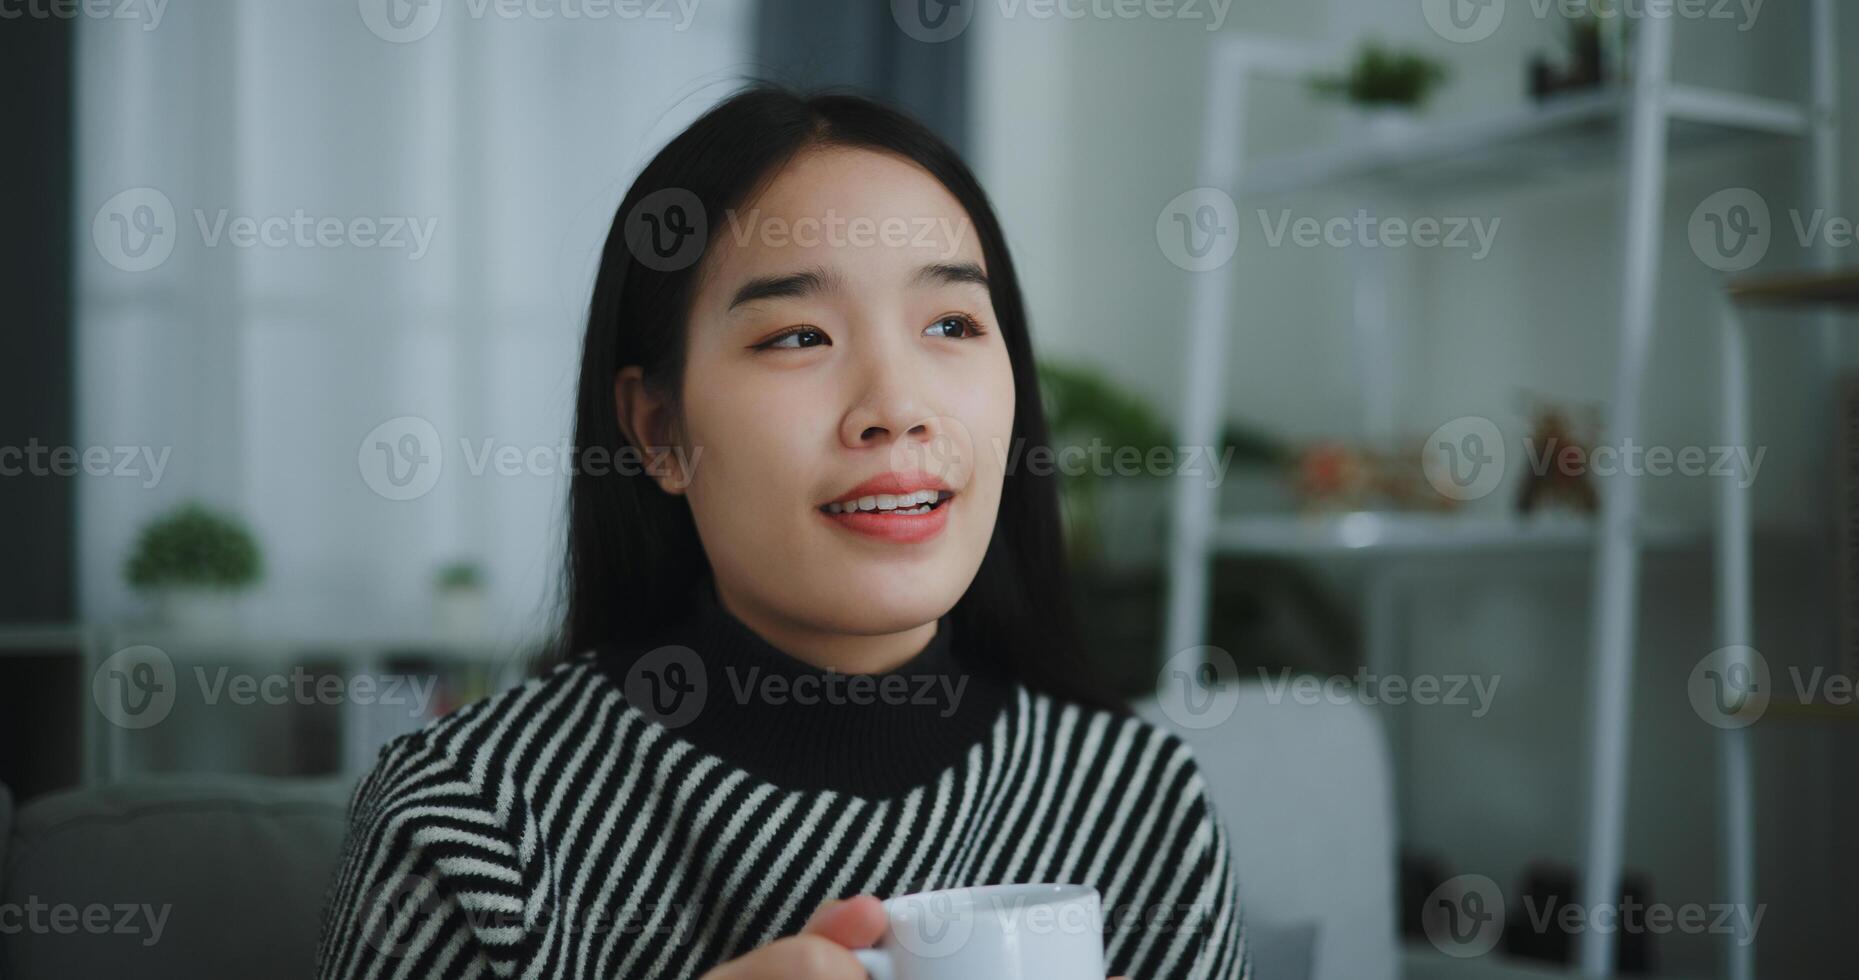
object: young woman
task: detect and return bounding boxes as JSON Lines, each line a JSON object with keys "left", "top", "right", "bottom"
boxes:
{"left": 317, "top": 83, "right": 1250, "bottom": 980}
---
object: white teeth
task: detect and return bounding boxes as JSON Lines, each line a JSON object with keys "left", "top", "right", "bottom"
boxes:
{"left": 824, "top": 490, "right": 948, "bottom": 514}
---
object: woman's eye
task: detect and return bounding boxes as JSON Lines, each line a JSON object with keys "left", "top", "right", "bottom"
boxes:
{"left": 762, "top": 327, "right": 828, "bottom": 350}
{"left": 925, "top": 314, "right": 986, "bottom": 340}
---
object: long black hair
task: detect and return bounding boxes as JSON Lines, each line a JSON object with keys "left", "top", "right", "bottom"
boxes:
{"left": 552, "top": 80, "right": 1124, "bottom": 714}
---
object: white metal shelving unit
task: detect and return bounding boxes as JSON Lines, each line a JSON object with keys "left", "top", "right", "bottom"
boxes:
{"left": 1164, "top": 11, "right": 1839, "bottom": 980}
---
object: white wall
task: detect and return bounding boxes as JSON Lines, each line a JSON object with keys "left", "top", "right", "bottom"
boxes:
{"left": 76, "top": 2, "right": 751, "bottom": 645}
{"left": 973, "top": 2, "right": 1856, "bottom": 975}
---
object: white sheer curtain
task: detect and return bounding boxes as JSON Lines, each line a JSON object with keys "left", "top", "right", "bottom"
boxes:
{"left": 76, "top": 2, "right": 751, "bottom": 642}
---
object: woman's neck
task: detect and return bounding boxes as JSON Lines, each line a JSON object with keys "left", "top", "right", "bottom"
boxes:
{"left": 710, "top": 576, "right": 942, "bottom": 675}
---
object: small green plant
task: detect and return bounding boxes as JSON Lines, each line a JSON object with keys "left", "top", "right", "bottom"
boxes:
{"left": 436, "top": 560, "right": 484, "bottom": 591}
{"left": 124, "top": 502, "right": 262, "bottom": 591}
{"left": 1311, "top": 41, "right": 1450, "bottom": 108}
{"left": 1037, "top": 359, "right": 1290, "bottom": 565}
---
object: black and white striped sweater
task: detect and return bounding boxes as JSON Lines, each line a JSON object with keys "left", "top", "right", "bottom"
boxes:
{"left": 316, "top": 581, "right": 1250, "bottom": 979}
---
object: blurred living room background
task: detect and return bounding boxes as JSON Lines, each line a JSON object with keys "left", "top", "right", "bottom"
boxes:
{"left": 4, "top": 1, "right": 1856, "bottom": 978}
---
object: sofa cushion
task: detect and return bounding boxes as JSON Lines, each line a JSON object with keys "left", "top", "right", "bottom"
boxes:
{"left": 1135, "top": 681, "right": 1398, "bottom": 980}
{"left": 1250, "top": 916, "right": 1320, "bottom": 980}
{"left": 0, "top": 775, "right": 352, "bottom": 980}
{"left": 0, "top": 782, "right": 11, "bottom": 890}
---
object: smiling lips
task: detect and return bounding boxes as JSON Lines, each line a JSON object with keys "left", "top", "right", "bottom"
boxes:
{"left": 818, "top": 471, "right": 956, "bottom": 543}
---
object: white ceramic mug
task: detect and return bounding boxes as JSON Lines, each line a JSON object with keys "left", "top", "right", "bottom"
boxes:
{"left": 852, "top": 882, "right": 1105, "bottom": 980}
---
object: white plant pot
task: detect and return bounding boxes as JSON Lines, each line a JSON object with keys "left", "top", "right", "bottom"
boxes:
{"left": 1348, "top": 106, "right": 1424, "bottom": 144}
{"left": 155, "top": 587, "right": 242, "bottom": 635}
{"left": 434, "top": 588, "right": 490, "bottom": 643}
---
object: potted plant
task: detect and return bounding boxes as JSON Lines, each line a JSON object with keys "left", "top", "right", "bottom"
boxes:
{"left": 433, "top": 559, "right": 489, "bottom": 643}
{"left": 1310, "top": 40, "right": 1450, "bottom": 141}
{"left": 124, "top": 501, "right": 262, "bottom": 633}
{"left": 1038, "top": 359, "right": 1289, "bottom": 570}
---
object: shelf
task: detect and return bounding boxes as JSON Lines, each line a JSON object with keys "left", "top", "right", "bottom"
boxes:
{"left": 1211, "top": 511, "right": 1700, "bottom": 559}
{"left": 1761, "top": 700, "right": 1859, "bottom": 722}
{"left": 1238, "top": 86, "right": 1807, "bottom": 199}
{"left": 1728, "top": 266, "right": 1859, "bottom": 310}
{"left": 93, "top": 625, "right": 531, "bottom": 667}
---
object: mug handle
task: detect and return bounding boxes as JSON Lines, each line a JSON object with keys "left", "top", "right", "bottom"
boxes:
{"left": 853, "top": 948, "right": 893, "bottom": 980}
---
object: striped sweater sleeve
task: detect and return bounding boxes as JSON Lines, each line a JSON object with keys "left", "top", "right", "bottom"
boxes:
{"left": 316, "top": 733, "right": 531, "bottom": 979}
{"left": 1103, "top": 731, "right": 1251, "bottom": 980}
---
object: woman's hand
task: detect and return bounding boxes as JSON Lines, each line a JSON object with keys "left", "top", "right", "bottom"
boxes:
{"left": 698, "top": 896, "right": 888, "bottom": 979}
{"left": 696, "top": 893, "right": 1134, "bottom": 980}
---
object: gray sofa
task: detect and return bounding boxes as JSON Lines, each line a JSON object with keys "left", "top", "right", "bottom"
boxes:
{"left": 0, "top": 775, "right": 352, "bottom": 979}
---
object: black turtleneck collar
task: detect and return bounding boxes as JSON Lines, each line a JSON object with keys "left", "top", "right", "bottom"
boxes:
{"left": 593, "top": 575, "right": 1014, "bottom": 798}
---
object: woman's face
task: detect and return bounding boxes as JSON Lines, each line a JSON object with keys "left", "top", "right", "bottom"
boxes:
{"left": 623, "top": 146, "right": 1015, "bottom": 643}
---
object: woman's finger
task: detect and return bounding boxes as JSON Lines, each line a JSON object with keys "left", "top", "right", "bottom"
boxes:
{"left": 799, "top": 895, "right": 888, "bottom": 950}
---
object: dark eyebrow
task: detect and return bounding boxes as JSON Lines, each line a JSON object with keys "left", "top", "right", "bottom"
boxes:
{"left": 913, "top": 261, "right": 989, "bottom": 292}
{"left": 725, "top": 261, "right": 988, "bottom": 313}
{"left": 726, "top": 266, "right": 845, "bottom": 312}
